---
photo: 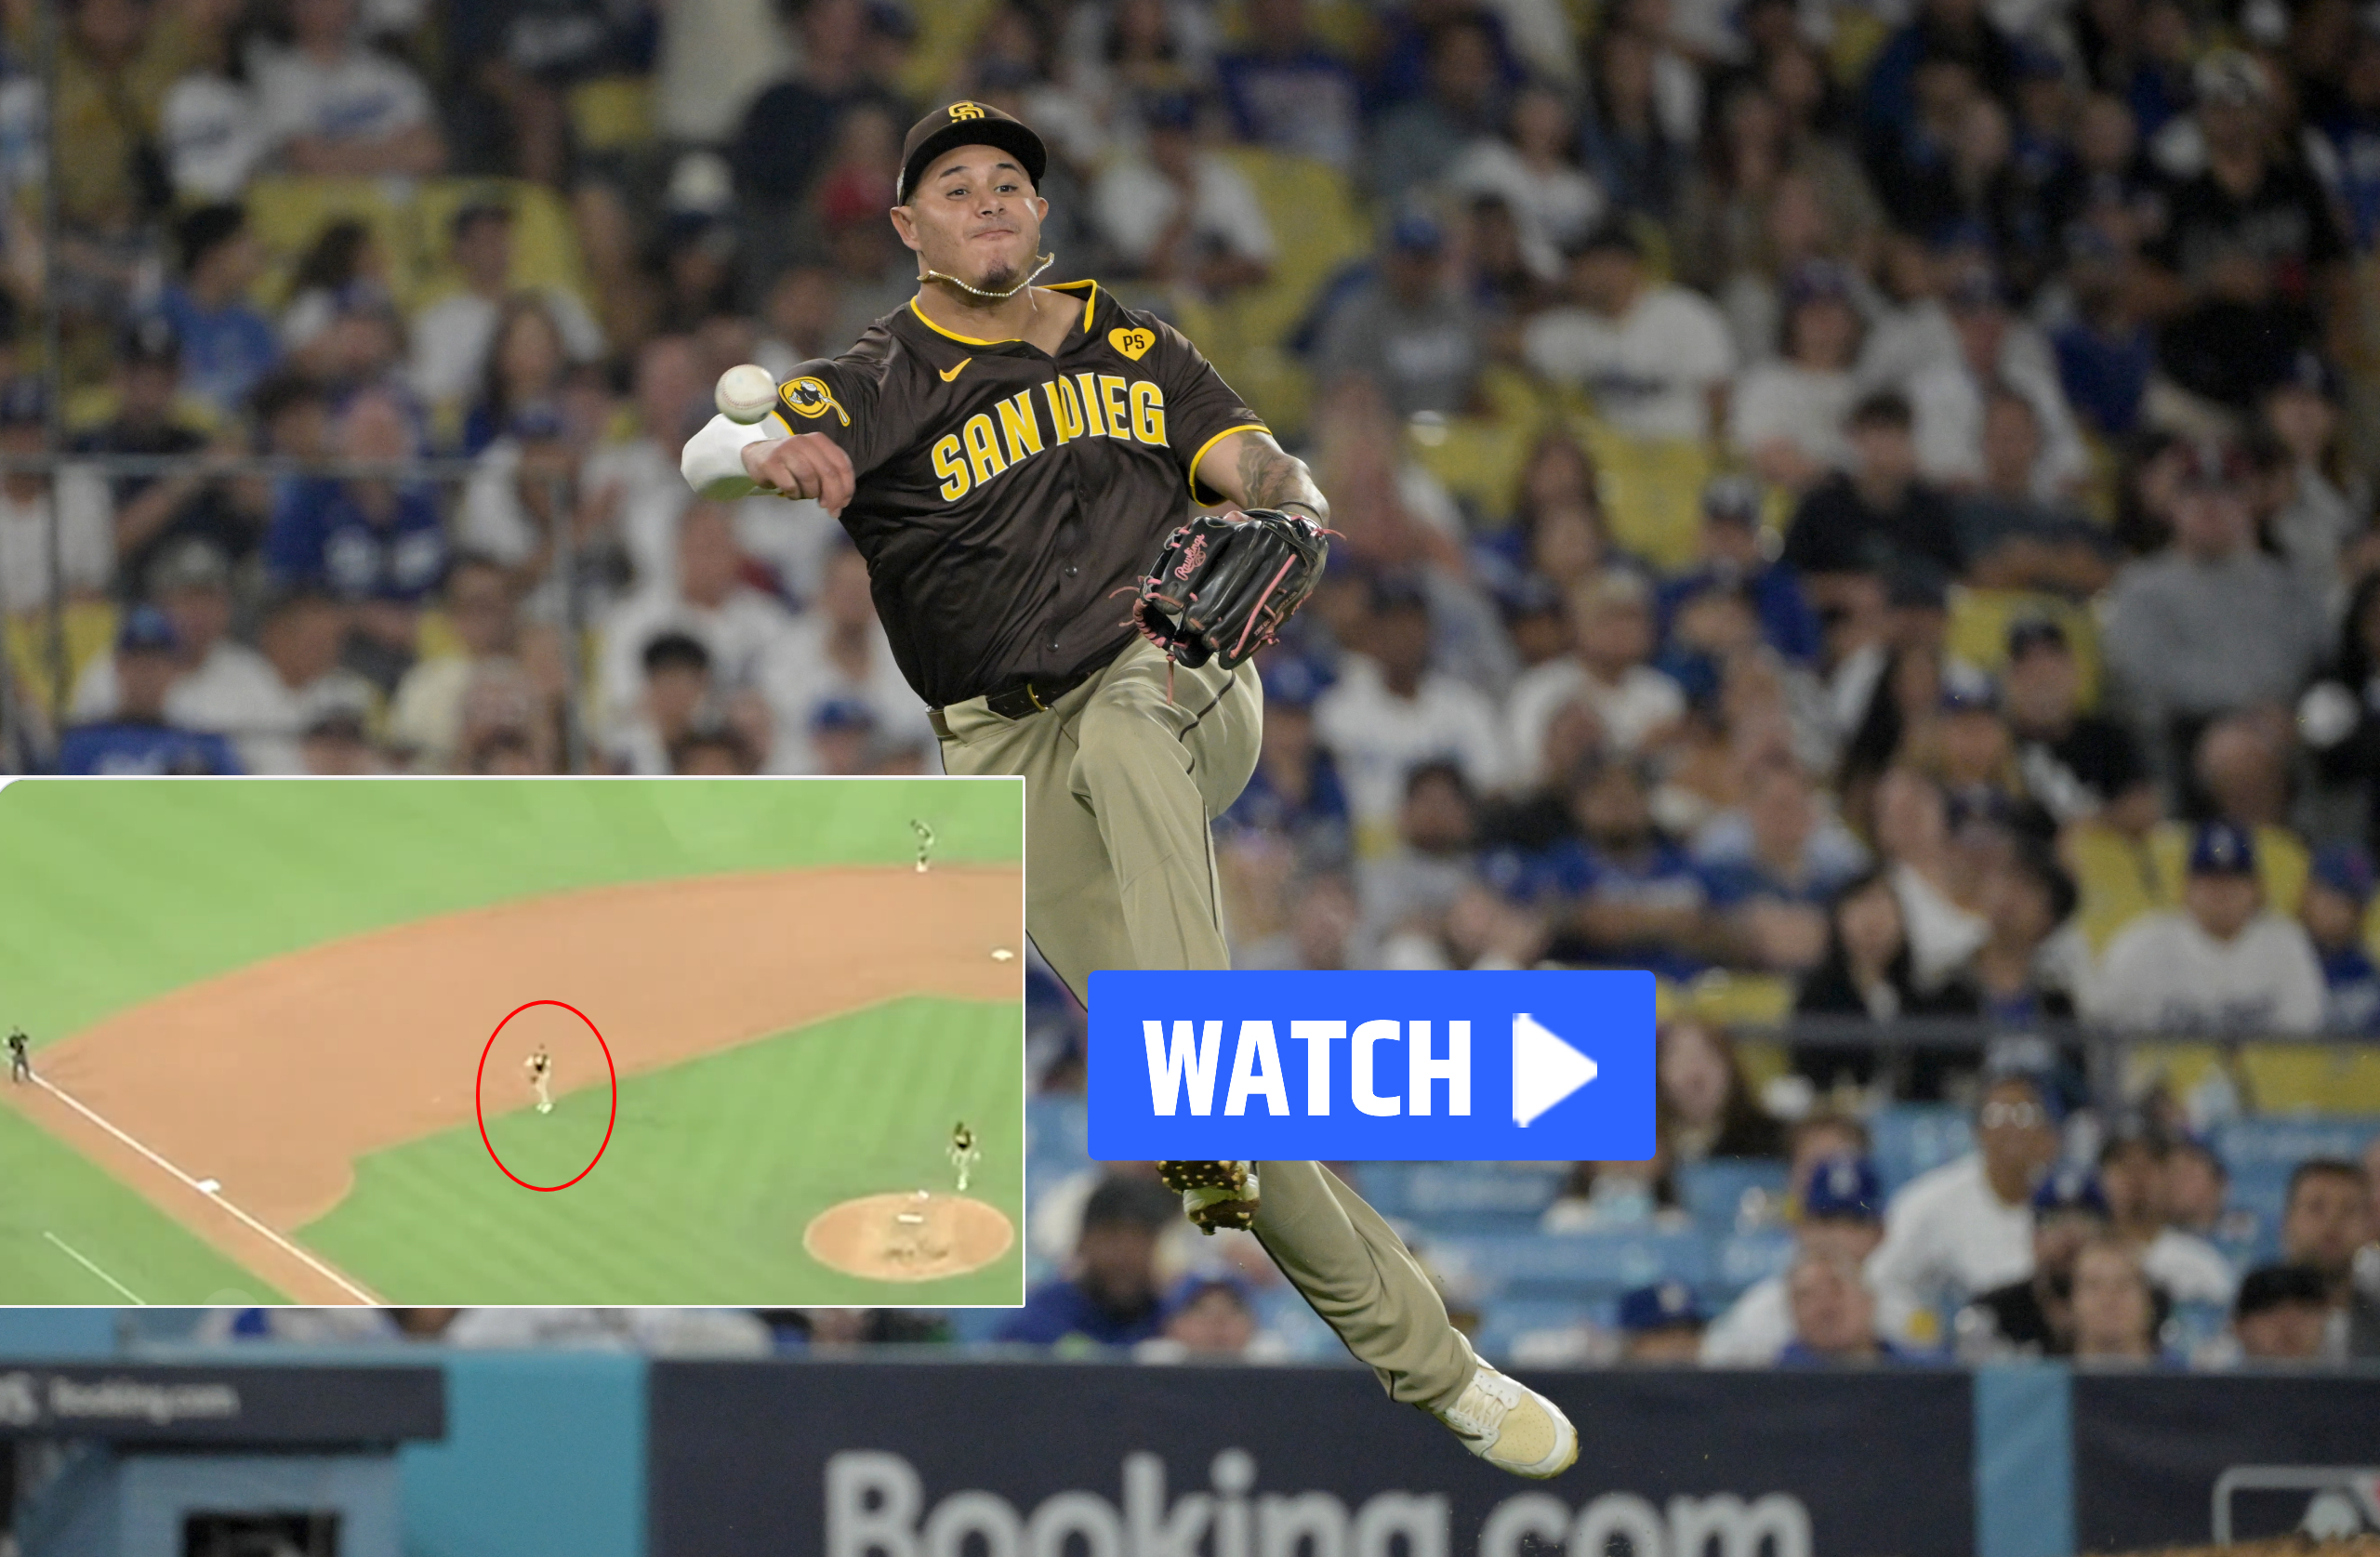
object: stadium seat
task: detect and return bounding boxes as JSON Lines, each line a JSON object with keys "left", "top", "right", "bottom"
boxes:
{"left": 242, "top": 176, "right": 414, "bottom": 308}
{"left": 5, "top": 600, "right": 118, "bottom": 719}
{"left": 1474, "top": 1295, "right": 1612, "bottom": 1363}
{"left": 1945, "top": 587, "right": 2105, "bottom": 708}
{"left": 567, "top": 76, "right": 655, "bottom": 153}
{"left": 1352, "top": 1162, "right": 1568, "bottom": 1225}
{"left": 2211, "top": 1115, "right": 2380, "bottom": 1170}
{"left": 411, "top": 178, "right": 596, "bottom": 316}
{"left": 1711, "top": 1228, "right": 1797, "bottom": 1301}
{"left": 1869, "top": 1104, "right": 1976, "bottom": 1195}
{"left": 1574, "top": 418, "right": 1714, "bottom": 571}
{"left": 2163, "top": 1299, "right": 2232, "bottom": 1358}
{"left": 1025, "top": 1095, "right": 1090, "bottom": 1195}
{"left": 1424, "top": 1227, "right": 1714, "bottom": 1301}
{"left": 2067, "top": 821, "right": 2308, "bottom": 957}
{"left": 1675, "top": 1158, "right": 1792, "bottom": 1234}
{"left": 1214, "top": 148, "right": 1371, "bottom": 350}
{"left": 2221, "top": 1160, "right": 2298, "bottom": 1229}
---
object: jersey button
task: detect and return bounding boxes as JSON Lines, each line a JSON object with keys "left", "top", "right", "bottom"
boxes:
{"left": 1063, "top": 564, "right": 1079, "bottom": 577}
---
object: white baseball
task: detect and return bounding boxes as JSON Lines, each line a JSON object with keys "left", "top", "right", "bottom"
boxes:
{"left": 714, "top": 363, "right": 779, "bottom": 425}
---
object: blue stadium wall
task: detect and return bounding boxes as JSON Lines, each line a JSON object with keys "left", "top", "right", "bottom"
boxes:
{"left": 5, "top": 1314, "right": 2378, "bottom": 1557}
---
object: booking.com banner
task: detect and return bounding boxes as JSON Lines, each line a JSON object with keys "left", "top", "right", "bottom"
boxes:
{"left": 1083, "top": 970, "right": 1657, "bottom": 1162}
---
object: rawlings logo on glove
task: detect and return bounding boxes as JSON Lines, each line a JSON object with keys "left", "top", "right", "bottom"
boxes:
{"left": 1129, "top": 509, "right": 1331, "bottom": 671}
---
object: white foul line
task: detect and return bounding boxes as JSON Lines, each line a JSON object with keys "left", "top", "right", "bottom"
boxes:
{"left": 43, "top": 1231, "right": 145, "bottom": 1305}
{"left": 30, "top": 1075, "right": 381, "bottom": 1304}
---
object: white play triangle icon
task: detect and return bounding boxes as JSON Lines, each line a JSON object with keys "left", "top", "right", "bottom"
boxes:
{"left": 1513, "top": 1012, "right": 1598, "bottom": 1127}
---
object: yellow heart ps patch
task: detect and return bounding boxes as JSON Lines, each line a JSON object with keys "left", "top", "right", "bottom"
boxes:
{"left": 1108, "top": 327, "right": 1155, "bottom": 362}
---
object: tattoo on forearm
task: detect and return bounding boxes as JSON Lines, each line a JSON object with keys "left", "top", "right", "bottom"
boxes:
{"left": 1236, "top": 437, "right": 1329, "bottom": 521}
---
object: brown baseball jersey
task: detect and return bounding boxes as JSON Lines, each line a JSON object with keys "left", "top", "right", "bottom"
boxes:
{"left": 765, "top": 280, "right": 1266, "bottom": 708}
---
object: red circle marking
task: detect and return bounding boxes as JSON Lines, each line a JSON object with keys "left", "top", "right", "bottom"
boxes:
{"left": 475, "top": 1000, "right": 617, "bottom": 1192}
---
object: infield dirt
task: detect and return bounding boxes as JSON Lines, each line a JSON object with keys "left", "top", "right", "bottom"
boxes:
{"left": 10, "top": 864, "right": 1021, "bottom": 1303}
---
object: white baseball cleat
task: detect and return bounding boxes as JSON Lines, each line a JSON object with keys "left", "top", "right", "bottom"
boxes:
{"left": 537, "top": 1102, "right": 552, "bottom": 1115}
{"left": 1432, "top": 1365, "right": 1578, "bottom": 1478}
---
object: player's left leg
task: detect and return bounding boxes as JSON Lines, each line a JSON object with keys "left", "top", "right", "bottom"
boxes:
{"left": 1251, "top": 1161, "right": 1576, "bottom": 1477}
{"left": 1060, "top": 635, "right": 1260, "bottom": 972}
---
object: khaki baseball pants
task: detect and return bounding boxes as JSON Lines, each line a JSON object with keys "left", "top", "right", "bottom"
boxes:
{"left": 933, "top": 634, "right": 1480, "bottom": 1411}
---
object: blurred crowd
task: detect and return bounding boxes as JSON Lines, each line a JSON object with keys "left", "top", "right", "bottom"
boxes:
{"left": 184, "top": 1090, "right": 2380, "bottom": 1369}
{"left": 1, "top": 0, "right": 2378, "bottom": 1369}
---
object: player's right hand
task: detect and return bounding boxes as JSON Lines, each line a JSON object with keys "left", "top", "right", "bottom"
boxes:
{"left": 742, "top": 432, "right": 855, "bottom": 516}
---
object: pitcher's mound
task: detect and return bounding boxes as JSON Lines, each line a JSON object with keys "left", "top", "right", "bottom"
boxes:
{"left": 804, "top": 1192, "right": 1014, "bottom": 1282}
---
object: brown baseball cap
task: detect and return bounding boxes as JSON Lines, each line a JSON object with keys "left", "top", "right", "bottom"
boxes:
{"left": 897, "top": 101, "right": 1048, "bottom": 203}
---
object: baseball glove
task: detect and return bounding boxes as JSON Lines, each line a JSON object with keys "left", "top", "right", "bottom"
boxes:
{"left": 1157, "top": 1160, "right": 1261, "bottom": 1234}
{"left": 1129, "top": 509, "right": 1330, "bottom": 671}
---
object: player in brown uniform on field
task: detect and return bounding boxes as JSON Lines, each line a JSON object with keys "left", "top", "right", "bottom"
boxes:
{"left": 681, "top": 101, "right": 1574, "bottom": 1476}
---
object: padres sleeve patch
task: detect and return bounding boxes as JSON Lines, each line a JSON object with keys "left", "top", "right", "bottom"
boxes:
{"left": 781, "top": 376, "right": 853, "bottom": 427}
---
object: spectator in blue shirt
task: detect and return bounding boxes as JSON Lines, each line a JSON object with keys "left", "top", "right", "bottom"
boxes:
{"left": 1215, "top": 0, "right": 1364, "bottom": 169}
{"left": 1658, "top": 478, "right": 1821, "bottom": 666}
{"left": 1221, "top": 655, "right": 1350, "bottom": 866}
{"left": 1514, "top": 753, "right": 1710, "bottom": 979}
{"left": 996, "top": 1175, "right": 1178, "bottom": 1349}
{"left": 159, "top": 204, "right": 277, "bottom": 421}
{"left": 1617, "top": 1280, "right": 1707, "bottom": 1364}
{"left": 2301, "top": 845, "right": 2380, "bottom": 1033}
{"left": 1778, "top": 1249, "right": 1913, "bottom": 1365}
{"left": 264, "top": 386, "right": 448, "bottom": 675}
{"left": 55, "top": 607, "right": 243, "bottom": 774}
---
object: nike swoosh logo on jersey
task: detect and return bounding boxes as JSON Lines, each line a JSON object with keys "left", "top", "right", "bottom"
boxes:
{"left": 940, "top": 359, "right": 972, "bottom": 382}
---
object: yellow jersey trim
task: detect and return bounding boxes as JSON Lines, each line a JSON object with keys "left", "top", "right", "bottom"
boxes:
{"left": 906, "top": 281, "right": 1099, "bottom": 347}
{"left": 1186, "top": 421, "right": 1268, "bottom": 504}
{"left": 764, "top": 408, "right": 792, "bottom": 437}
{"left": 1046, "top": 278, "right": 1099, "bottom": 330}
{"left": 908, "top": 297, "right": 1010, "bottom": 345}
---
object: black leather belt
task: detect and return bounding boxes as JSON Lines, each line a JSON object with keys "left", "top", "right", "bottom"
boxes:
{"left": 927, "top": 668, "right": 1097, "bottom": 739}
{"left": 982, "top": 667, "right": 1091, "bottom": 719}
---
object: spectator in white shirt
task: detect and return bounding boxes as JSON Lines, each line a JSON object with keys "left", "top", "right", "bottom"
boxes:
{"left": 580, "top": 335, "right": 703, "bottom": 595}
{"left": 1705, "top": 1153, "right": 1911, "bottom": 1365}
{"left": 1522, "top": 222, "right": 1737, "bottom": 442}
{"left": 2096, "top": 1126, "right": 2237, "bottom": 1307}
{"left": 598, "top": 501, "right": 793, "bottom": 736}
{"left": 607, "top": 630, "right": 713, "bottom": 775}
{"left": 758, "top": 543, "right": 929, "bottom": 773}
{"left": 2092, "top": 821, "right": 2327, "bottom": 1035}
{"left": 254, "top": 0, "right": 445, "bottom": 177}
{"left": 0, "top": 378, "right": 112, "bottom": 615}
{"left": 1906, "top": 273, "right": 2088, "bottom": 500}
{"left": 1314, "top": 574, "right": 1511, "bottom": 849}
{"left": 1092, "top": 92, "right": 1275, "bottom": 299}
{"left": 245, "top": 584, "right": 379, "bottom": 774}
{"left": 1867, "top": 1069, "right": 2061, "bottom": 1346}
{"left": 160, "top": 0, "right": 270, "bottom": 200}
{"left": 411, "top": 201, "right": 606, "bottom": 415}
{"left": 1507, "top": 568, "right": 1685, "bottom": 785}
{"left": 71, "top": 539, "right": 283, "bottom": 742}
{"left": 387, "top": 555, "right": 534, "bottom": 772}
{"left": 1443, "top": 86, "right": 1607, "bottom": 281}
{"left": 1729, "top": 261, "right": 1863, "bottom": 492}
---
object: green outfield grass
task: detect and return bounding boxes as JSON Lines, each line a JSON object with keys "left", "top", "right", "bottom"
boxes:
{"left": 0, "top": 777, "right": 1021, "bottom": 1041}
{"left": 0, "top": 1107, "right": 287, "bottom": 1304}
{"left": 0, "top": 777, "right": 1022, "bottom": 1304}
{"left": 296, "top": 996, "right": 1023, "bottom": 1304}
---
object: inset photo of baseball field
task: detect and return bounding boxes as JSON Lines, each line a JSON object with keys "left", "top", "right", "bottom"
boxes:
{"left": 0, "top": 777, "right": 1025, "bottom": 1307}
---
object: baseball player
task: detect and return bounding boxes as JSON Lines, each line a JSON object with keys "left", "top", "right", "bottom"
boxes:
{"left": 525, "top": 1045, "right": 553, "bottom": 1114}
{"left": 6, "top": 1028, "right": 28, "bottom": 1084}
{"left": 682, "top": 101, "right": 1574, "bottom": 1477}
{"left": 912, "top": 818, "right": 935, "bottom": 873}
{"left": 948, "top": 1121, "right": 981, "bottom": 1192}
